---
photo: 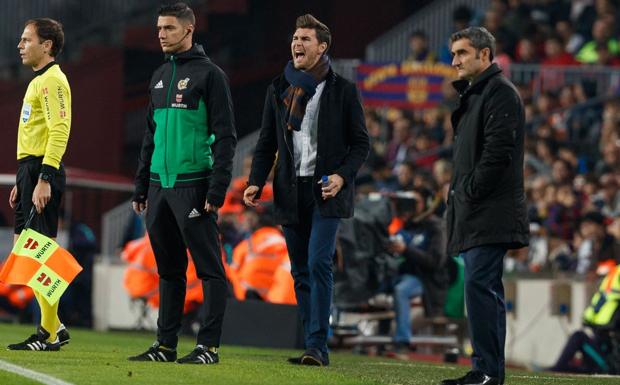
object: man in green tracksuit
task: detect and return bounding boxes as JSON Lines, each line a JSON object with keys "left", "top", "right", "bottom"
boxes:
{"left": 129, "top": 2, "right": 236, "bottom": 365}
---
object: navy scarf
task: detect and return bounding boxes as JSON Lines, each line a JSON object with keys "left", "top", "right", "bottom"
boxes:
{"left": 281, "top": 55, "right": 330, "bottom": 131}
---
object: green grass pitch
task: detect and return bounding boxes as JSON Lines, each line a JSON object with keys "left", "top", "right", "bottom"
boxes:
{"left": 0, "top": 324, "right": 618, "bottom": 385}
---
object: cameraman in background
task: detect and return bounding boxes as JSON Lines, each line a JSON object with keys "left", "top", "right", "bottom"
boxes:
{"left": 387, "top": 188, "right": 449, "bottom": 353}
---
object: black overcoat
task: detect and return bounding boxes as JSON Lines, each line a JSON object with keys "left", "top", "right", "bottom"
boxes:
{"left": 446, "top": 63, "right": 529, "bottom": 255}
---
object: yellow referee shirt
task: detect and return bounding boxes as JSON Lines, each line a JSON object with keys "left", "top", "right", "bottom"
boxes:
{"left": 17, "top": 62, "right": 71, "bottom": 170}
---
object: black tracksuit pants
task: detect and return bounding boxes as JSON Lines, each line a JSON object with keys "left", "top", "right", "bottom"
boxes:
{"left": 146, "top": 184, "right": 227, "bottom": 348}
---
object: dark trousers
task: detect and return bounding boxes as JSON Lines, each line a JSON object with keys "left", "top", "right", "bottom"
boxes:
{"left": 282, "top": 177, "right": 340, "bottom": 355}
{"left": 146, "top": 184, "right": 227, "bottom": 348}
{"left": 461, "top": 245, "right": 507, "bottom": 381}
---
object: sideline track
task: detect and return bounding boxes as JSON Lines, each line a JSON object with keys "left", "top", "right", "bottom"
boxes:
{"left": 0, "top": 358, "right": 74, "bottom": 385}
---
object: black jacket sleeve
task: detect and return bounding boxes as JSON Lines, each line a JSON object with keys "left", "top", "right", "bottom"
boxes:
{"left": 248, "top": 86, "right": 278, "bottom": 197}
{"left": 133, "top": 97, "right": 155, "bottom": 203}
{"left": 465, "top": 81, "right": 520, "bottom": 201}
{"left": 206, "top": 66, "right": 237, "bottom": 207}
{"left": 335, "top": 82, "right": 370, "bottom": 186}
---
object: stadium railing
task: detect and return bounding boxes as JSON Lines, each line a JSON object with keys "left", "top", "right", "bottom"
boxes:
{"left": 101, "top": 199, "right": 136, "bottom": 259}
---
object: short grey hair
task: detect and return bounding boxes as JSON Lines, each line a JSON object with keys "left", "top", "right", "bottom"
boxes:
{"left": 450, "top": 27, "right": 496, "bottom": 61}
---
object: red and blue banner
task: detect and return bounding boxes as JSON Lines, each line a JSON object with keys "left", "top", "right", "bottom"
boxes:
{"left": 357, "top": 62, "right": 456, "bottom": 109}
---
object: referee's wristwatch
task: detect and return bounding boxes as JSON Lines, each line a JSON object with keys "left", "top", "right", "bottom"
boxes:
{"left": 39, "top": 172, "right": 54, "bottom": 183}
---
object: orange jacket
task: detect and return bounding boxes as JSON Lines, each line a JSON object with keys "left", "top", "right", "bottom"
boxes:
{"left": 265, "top": 260, "right": 296, "bottom": 305}
{"left": 183, "top": 256, "right": 204, "bottom": 313}
{"left": 122, "top": 235, "right": 159, "bottom": 302}
{"left": 229, "top": 227, "right": 288, "bottom": 300}
{"left": 122, "top": 234, "right": 203, "bottom": 313}
{"left": 388, "top": 217, "right": 404, "bottom": 235}
{"left": 0, "top": 280, "right": 34, "bottom": 310}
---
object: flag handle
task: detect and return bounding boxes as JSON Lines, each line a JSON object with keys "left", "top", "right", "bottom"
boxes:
{"left": 23, "top": 206, "right": 37, "bottom": 230}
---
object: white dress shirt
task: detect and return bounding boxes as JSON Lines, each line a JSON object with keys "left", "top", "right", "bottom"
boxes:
{"left": 293, "top": 80, "right": 325, "bottom": 177}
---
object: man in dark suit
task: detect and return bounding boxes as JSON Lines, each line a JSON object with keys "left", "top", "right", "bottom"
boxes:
{"left": 441, "top": 27, "right": 529, "bottom": 385}
{"left": 243, "top": 14, "right": 369, "bottom": 367}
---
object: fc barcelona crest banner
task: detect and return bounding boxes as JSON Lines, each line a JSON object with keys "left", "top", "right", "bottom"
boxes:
{"left": 357, "top": 62, "right": 456, "bottom": 109}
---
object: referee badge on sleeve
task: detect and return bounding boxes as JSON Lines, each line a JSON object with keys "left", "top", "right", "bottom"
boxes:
{"left": 21, "top": 103, "right": 32, "bottom": 123}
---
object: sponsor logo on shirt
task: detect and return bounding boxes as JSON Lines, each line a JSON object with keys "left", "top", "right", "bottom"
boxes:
{"left": 57, "top": 86, "right": 67, "bottom": 118}
{"left": 154, "top": 80, "right": 163, "bottom": 89}
{"left": 176, "top": 94, "right": 183, "bottom": 103}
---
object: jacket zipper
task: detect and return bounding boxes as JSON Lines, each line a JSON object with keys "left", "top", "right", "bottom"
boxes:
{"left": 163, "top": 56, "right": 176, "bottom": 185}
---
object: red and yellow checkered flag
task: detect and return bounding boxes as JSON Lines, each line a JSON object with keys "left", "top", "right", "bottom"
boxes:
{"left": 0, "top": 228, "right": 82, "bottom": 305}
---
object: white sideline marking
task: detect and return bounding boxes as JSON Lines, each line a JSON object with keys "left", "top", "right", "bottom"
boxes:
{"left": 0, "top": 359, "right": 74, "bottom": 385}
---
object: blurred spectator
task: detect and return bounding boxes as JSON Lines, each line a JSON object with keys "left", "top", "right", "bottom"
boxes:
{"left": 366, "top": 110, "right": 387, "bottom": 161}
{"left": 503, "top": 0, "right": 532, "bottom": 39}
{"left": 484, "top": 8, "right": 517, "bottom": 57}
{"left": 528, "top": 222, "right": 549, "bottom": 272}
{"left": 575, "top": 211, "right": 617, "bottom": 275}
{"left": 547, "top": 262, "right": 620, "bottom": 374}
{"left": 595, "top": 142, "right": 620, "bottom": 177}
{"left": 600, "top": 99, "right": 620, "bottom": 150}
{"left": 551, "top": 158, "right": 575, "bottom": 184}
{"left": 370, "top": 157, "right": 399, "bottom": 192}
{"left": 412, "top": 168, "right": 436, "bottom": 192}
{"left": 572, "top": 0, "right": 600, "bottom": 39}
{"left": 535, "top": 92, "right": 559, "bottom": 125}
{"left": 409, "top": 131, "right": 439, "bottom": 169}
{"left": 386, "top": 189, "right": 448, "bottom": 353}
{"left": 593, "top": 41, "right": 620, "bottom": 66}
{"left": 386, "top": 116, "right": 411, "bottom": 167}
{"left": 493, "top": 37, "right": 513, "bottom": 73}
{"left": 432, "top": 158, "right": 452, "bottom": 188}
{"left": 548, "top": 87, "right": 578, "bottom": 140}
{"left": 228, "top": 206, "right": 291, "bottom": 302}
{"left": 395, "top": 162, "right": 415, "bottom": 191}
{"left": 422, "top": 108, "right": 447, "bottom": 144}
{"left": 406, "top": 30, "right": 436, "bottom": 63}
{"left": 515, "top": 37, "right": 540, "bottom": 63}
{"left": 439, "top": 5, "right": 475, "bottom": 64}
{"left": 530, "top": 138, "right": 557, "bottom": 175}
{"left": 566, "top": 81, "right": 603, "bottom": 153}
{"left": 544, "top": 184, "right": 581, "bottom": 241}
{"left": 0, "top": 282, "right": 34, "bottom": 322}
{"left": 555, "top": 19, "right": 586, "bottom": 55}
{"left": 526, "top": 175, "right": 551, "bottom": 223}
{"left": 595, "top": 174, "right": 620, "bottom": 217}
{"left": 542, "top": 34, "right": 580, "bottom": 66}
{"left": 66, "top": 220, "right": 97, "bottom": 327}
{"left": 121, "top": 212, "right": 145, "bottom": 250}
{"left": 607, "top": 216, "right": 620, "bottom": 254}
{"left": 432, "top": 158, "right": 452, "bottom": 216}
{"left": 576, "top": 19, "right": 620, "bottom": 63}
{"left": 440, "top": 78, "right": 459, "bottom": 112}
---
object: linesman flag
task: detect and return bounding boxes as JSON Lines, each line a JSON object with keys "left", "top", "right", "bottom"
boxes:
{"left": 0, "top": 228, "right": 82, "bottom": 305}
